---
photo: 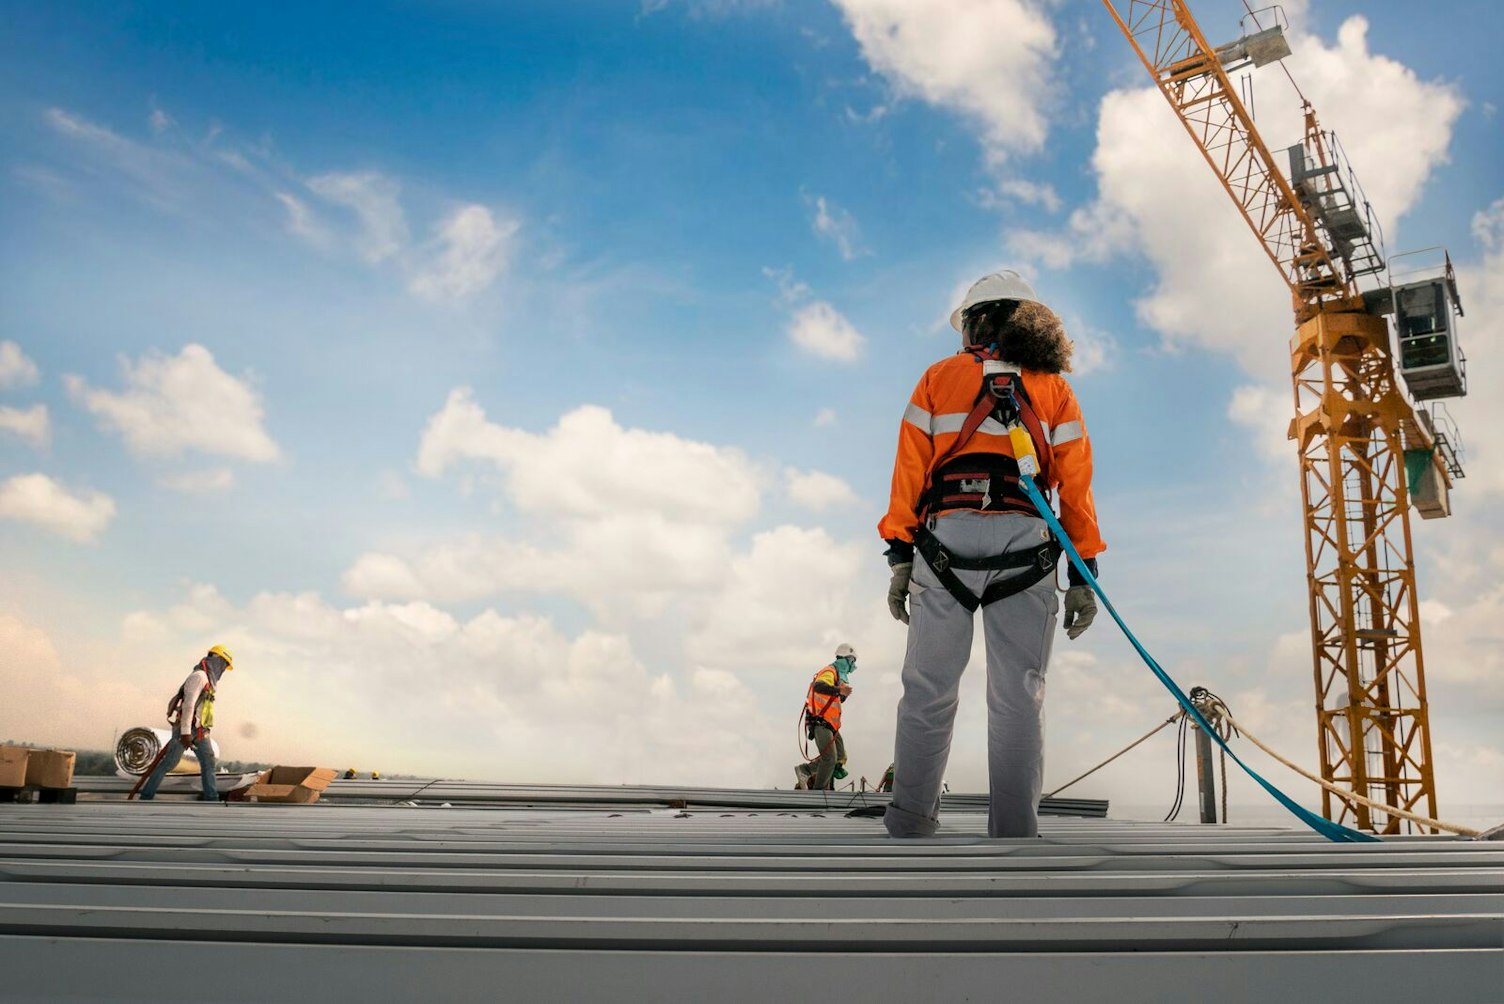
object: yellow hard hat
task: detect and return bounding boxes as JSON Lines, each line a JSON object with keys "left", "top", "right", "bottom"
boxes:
{"left": 208, "top": 644, "right": 235, "bottom": 669}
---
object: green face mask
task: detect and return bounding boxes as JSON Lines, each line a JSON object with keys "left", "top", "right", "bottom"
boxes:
{"left": 835, "top": 656, "right": 856, "bottom": 682}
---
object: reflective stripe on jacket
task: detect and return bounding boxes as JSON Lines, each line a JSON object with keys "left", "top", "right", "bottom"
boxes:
{"left": 879, "top": 352, "right": 1106, "bottom": 557}
{"left": 804, "top": 665, "right": 843, "bottom": 731}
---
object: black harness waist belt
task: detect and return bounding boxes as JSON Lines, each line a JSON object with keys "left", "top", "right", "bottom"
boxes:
{"left": 914, "top": 524, "right": 1060, "bottom": 613}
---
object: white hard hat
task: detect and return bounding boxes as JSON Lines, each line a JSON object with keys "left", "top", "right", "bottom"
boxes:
{"left": 950, "top": 269, "right": 1040, "bottom": 331}
{"left": 835, "top": 643, "right": 856, "bottom": 660}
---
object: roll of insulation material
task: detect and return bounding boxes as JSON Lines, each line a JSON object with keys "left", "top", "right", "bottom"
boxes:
{"left": 114, "top": 726, "right": 221, "bottom": 775}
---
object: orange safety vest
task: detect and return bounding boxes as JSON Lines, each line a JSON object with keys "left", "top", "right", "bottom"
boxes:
{"left": 879, "top": 350, "right": 1106, "bottom": 558}
{"left": 803, "top": 665, "right": 843, "bottom": 731}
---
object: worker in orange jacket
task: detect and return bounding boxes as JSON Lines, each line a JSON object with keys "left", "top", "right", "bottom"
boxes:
{"left": 794, "top": 644, "right": 856, "bottom": 790}
{"left": 879, "top": 271, "right": 1105, "bottom": 839}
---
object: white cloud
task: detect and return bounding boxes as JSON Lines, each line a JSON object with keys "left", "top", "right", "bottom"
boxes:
{"left": 158, "top": 468, "right": 236, "bottom": 494}
{"left": 50, "top": 586, "right": 775, "bottom": 785}
{"left": 0, "top": 473, "right": 115, "bottom": 543}
{"left": 0, "top": 404, "right": 50, "bottom": 448}
{"left": 814, "top": 407, "right": 837, "bottom": 427}
{"left": 66, "top": 344, "right": 280, "bottom": 462}
{"left": 831, "top": 0, "right": 1059, "bottom": 165}
{"left": 409, "top": 204, "right": 519, "bottom": 301}
{"left": 979, "top": 178, "right": 1062, "bottom": 213}
{"left": 0, "top": 341, "right": 40, "bottom": 388}
{"left": 360, "top": 392, "right": 769, "bottom": 614}
{"left": 1447, "top": 197, "right": 1504, "bottom": 496}
{"left": 762, "top": 264, "right": 863, "bottom": 370}
{"left": 274, "top": 191, "right": 331, "bottom": 248}
{"left": 418, "top": 391, "right": 760, "bottom": 522}
{"left": 0, "top": 613, "right": 160, "bottom": 751}
{"left": 306, "top": 171, "right": 408, "bottom": 264}
{"left": 788, "top": 301, "right": 866, "bottom": 362}
{"left": 807, "top": 194, "right": 865, "bottom": 260}
{"left": 148, "top": 105, "right": 173, "bottom": 135}
{"left": 1227, "top": 384, "right": 1293, "bottom": 466}
{"left": 785, "top": 467, "right": 858, "bottom": 511}
{"left": 684, "top": 525, "right": 874, "bottom": 671}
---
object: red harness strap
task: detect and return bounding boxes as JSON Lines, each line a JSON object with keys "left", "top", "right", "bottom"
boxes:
{"left": 924, "top": 360, "right": 1053, "bottom": 517}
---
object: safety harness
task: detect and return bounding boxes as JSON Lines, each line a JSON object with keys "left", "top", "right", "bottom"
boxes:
{"left": 166, "top": 658, "right": 219, "bottom": 742}
{"left": 914, "top": 350, "right": 1061, "bottom": 612}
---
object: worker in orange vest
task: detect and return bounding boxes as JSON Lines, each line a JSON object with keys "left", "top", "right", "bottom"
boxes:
{"left": 794, "top": 644, "right": 857, "bottom": 790}
{"left": 879, "top": 271, "right": 1106, "bottom": 838}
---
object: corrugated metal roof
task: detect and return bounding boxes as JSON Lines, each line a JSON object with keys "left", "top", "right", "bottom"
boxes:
{"left": 1, "top": 788, "right": 1500, "bottom": 1002}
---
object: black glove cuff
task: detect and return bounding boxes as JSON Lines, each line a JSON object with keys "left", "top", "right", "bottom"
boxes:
{"left": 884, "top": 539, "right": 914, "bottom": 566}
{"left": 1068, "top": 556, "right": 1098, "bottom": 587}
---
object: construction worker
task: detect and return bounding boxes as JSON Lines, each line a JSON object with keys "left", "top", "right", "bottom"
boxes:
{"left": 794, "top": 644, "right": 857, "bottom": 790}
{"left": 138, "top": 645, "right": 234, "bottom": 801}
{"left": 880, "top": 270, "right": 1105, "bottom": 839}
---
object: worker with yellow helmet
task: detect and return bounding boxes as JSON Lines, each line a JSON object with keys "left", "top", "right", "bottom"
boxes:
{"left": 138, "top": 645, "right": 236, "bottom": 801}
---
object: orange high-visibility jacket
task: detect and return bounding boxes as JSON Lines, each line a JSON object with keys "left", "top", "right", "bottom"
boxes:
{"left": 804, "top": 665, "right": 843, "bottom": 730}
{"left": 878, "top": 352, "right": 1106, "bottom": 558}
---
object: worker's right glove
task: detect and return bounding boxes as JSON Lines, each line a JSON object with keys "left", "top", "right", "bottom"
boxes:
{"left": 887, "top": 562, "right": 913, "bottom": 624}
{"left": 178, "top": 734, "right": 194, "bottom": 749}
{"left": 1063, "top": 585, "right": 1097, "bottom": 640}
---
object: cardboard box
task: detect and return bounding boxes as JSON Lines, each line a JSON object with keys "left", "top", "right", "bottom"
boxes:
{"left": 0, "top": 745, "right": 28, "bottom": 787}
{"left": 243, "top": 766, "right": 338, "bottom": 804}
{"left": 25, "top": 749, "right": 76, "bottom": 789}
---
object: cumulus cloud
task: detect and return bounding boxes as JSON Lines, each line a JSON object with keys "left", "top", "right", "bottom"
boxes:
{"left": 418, "top": 390, "right": 761, "bottom": 523}
{"left": 0, "top": 404, "right": 50, "bottom": 448}
{"left": 70, "top": 586, "right": 774, "bottom": 785}
{"left": 0, "top": 473, "right": 115, "bottom": 542}
{"left": 1447, "top": 196, "right": 1504, "bottom": 496}
{"left": 65, "top": 344, "right": 280, "bottom": 462}
{"left": 764, "top": 267, "right": 866, "bottom": 362}
{"left": 0, "top": 341, "right": 40, "bottom": 388}
{"left": 785, "top": 468, "right": 858, "bottom": 511}
{"left": 0, "top": 613, "right": 160, "bottom": 751}
{"left": 788, "top": 301, "right": 866, "bottom": 362}
{"left": 306, "top": 171, "right": 408, "bottom": 264}
{"left": 409, "top": 204, "right": 519, "bottom": 301}
{"left": 831, "top": 0, "right": 1059, "bottom": 165}
{"left": 158, "top": 467, "right": 236, "bottom": 494}
{"left": 347, "top": 392, "right": 769, "bottom": 613}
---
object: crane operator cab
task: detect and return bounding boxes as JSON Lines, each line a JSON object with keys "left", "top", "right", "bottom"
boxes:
{"left": 1392, "top": 254, "right": 1466, "bottom": 401}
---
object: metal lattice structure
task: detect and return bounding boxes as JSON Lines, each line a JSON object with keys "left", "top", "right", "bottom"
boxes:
{"left": 1102, "top": 0, "right": 1442, "bottom": 832}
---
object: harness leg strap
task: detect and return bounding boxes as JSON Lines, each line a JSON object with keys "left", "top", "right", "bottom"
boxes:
{"left": 914, "top": 525, "right": 1060, "bottom": 612}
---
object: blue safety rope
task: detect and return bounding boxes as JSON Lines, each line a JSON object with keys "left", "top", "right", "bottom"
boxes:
{"left": 1019, "top": 475, "right": 1377, "bottom": 843}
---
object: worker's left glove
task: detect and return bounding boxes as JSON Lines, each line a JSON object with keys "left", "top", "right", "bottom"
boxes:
{"left": 887, "top": 562, "right": 913, "bottom": 624}
{"left": 1063, "top": 585, "right": 1097, "bottom": 640}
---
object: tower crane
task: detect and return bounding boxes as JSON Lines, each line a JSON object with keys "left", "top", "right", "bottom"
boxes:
{"left": 1101, "top": 0, "right": 1469, "bottom": 833}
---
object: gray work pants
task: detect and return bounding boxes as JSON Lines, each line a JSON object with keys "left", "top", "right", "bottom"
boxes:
{"left": 797, "top": 723, "right": 845, "bottom": 790}
{"left": 885, "top": 511, "right": 1059, "bottom": 839}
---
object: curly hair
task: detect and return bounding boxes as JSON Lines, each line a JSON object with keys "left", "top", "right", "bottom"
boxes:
{"left": 962, "top": 299, "right": 1074, "bottom": 374}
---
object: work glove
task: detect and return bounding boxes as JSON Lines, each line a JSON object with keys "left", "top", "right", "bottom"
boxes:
{"left": 179, "top": 734, "right": 195, "bottom": 749}
{"left": 1063, "top": 585, "right": 1097, "bottom": 640}
{"left": 887, "top": 562, "right": 914, "bottom": 624}
{"left": 833, "top": 765, "right": 848, "bottom": 781}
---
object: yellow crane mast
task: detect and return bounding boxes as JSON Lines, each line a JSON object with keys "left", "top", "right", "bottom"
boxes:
{"left": 1100, "top": 0, "right": 1469, "bottom": 832}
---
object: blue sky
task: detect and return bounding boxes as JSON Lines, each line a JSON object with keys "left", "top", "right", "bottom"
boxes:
{"left": 2, "top": 0, "right": 1500, "bottom": 820}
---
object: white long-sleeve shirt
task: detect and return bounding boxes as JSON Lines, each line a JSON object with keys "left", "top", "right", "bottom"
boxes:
{"left": 176, "top": 669, "right": 209, "bottom": 737}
